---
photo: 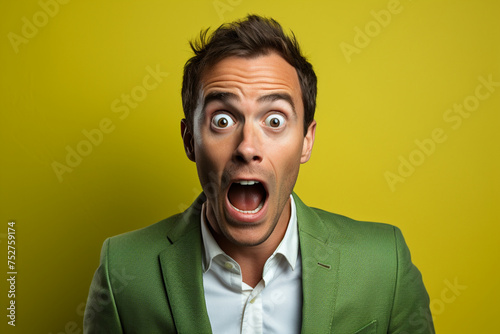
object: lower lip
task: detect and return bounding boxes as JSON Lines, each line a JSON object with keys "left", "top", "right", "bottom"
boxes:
{"left": 224, "top": 192, "right": 269, "bottom": 224}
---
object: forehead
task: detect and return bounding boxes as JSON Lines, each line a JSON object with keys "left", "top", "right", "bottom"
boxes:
{"left": 199, "top": 52, "right": 303, "bottom": 108}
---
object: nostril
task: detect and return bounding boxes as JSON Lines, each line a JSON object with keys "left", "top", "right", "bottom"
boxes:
{"left": 234, "top": 153, "right": 261, "bottom": 164}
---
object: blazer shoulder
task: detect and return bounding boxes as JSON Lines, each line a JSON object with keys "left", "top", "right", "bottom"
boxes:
{"left": 107, "top": 193, "right": 205, "bottom": 249}
{"left": 102, "top": 211, "right": 196, "bottom": 266}
{"left": 310, "top": 206, "right": 397, "bottom": 235}
{"left": 108, "top": 213, "right": 181, "bottom": 248}
{"left": 303, "top": 206, "right": 408, "bottom": 257}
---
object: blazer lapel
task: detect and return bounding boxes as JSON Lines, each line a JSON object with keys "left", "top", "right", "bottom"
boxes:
{"left": 158, "top": 194, "right": 212, "bottom": 333}
{"left": 293, "top": 193, "right": 341, "bottom": 333}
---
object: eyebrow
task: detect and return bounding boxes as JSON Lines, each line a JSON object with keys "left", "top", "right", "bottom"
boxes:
{"left": 203, "top": 91, "right": 240, "bottom": 110}
{"left": 203, "top": 91, "right": 296, "bottom": 114}
{"left": 257, "top": 93, "right": 296, "bottom": 114}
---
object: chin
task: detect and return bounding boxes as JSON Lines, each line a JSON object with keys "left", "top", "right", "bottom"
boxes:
{"left": 222, "top": 217, "right": 277, "bottom": 247}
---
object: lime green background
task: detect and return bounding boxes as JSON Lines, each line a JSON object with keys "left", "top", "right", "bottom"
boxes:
{"left": 1, "top": 0, "right": 499, "bottom": 332}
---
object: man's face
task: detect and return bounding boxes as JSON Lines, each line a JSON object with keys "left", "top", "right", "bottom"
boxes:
{"left": 182, "top": 52, "right": 316, "bottom": 248}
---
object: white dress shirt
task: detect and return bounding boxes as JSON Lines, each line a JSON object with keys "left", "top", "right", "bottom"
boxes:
{"left": 201, "top": 195, "right": 302, "bottom": 334}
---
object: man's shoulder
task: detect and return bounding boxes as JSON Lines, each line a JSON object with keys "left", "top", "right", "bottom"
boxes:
{"left": 302, "top": 205, "right": 408, "bottom": 268}
{"left": 100, "top": 194, "right": 206, "bottom": 260}
{"left": 104, "top": 212, "right": 185, "bottom": 253}
{"left": 294, "top": 192, "right": 394, "bottom": 228}
{"left": 299, "top": 203, "right": 402, "bottom": 249}
{"left": 310, "top": 206, "right": 397, "bottom": 234}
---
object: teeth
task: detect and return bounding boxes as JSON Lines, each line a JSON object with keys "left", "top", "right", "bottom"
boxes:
{"left": 230, "top": 201, "right": 264, "bottom": 214}
{"left": 237, "top": 180, "right": 259, "bottom": 186}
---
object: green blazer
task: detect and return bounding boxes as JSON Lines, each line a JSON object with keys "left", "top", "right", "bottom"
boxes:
{"left": 84, "top": 193, "right": 434, "bottom": 333}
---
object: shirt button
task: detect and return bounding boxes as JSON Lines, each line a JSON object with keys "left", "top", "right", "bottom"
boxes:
{"left": 224, "top": 262, "right": 234, "bottom": 270}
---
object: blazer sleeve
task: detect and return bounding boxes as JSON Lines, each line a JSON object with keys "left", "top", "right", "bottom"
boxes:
{"left": 388, "top": 227, "right": 435, "bottom": 334}
{"left": 83, "top": 238, "right": 123, "bottom": 334}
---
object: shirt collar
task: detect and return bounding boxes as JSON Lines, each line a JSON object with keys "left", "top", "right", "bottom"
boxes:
{"left": 200, "top": 195, "right": 299, "bottom": 273}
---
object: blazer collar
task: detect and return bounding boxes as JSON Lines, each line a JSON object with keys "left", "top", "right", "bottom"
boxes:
{"left": 293, "top": 193, "right": 340, "bottom": 333}
{"left": 158, "top": 193, "right": 213, "bottom": 333}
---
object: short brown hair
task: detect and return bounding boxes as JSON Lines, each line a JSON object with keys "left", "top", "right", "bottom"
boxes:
{"left": 181, "top": 14, "right": 317, "bottom": 134}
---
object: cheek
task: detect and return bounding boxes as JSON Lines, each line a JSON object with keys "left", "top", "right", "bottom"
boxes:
{"left": 271, "top": 136, "right": 304, "bottom": 166}
{"left": 269, "top": 139, "right": 303, "bottom": 187}
{"left": 198, "top": 134, "right": 234, "bottom": 162}
{"left": 194, "top": 135, "right": 233, "bottom": 182}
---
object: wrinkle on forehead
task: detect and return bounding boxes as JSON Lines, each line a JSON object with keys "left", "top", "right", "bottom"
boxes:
{"left": 200, "top": 53, "right": 302, "bottom": 105}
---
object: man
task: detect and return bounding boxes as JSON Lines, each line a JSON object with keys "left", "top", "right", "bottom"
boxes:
{"left": 84, "top": 15, "right": 434, "bottom": 333}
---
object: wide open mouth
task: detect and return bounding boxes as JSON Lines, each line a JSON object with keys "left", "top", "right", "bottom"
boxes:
{"left": 227, "top": 180, "right": 267, "bottom": 214}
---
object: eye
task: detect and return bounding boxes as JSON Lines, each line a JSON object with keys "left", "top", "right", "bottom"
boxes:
{"left": 264, "top": 114, "right": 286, "bottom": 128}
{"left": 212, "top": 114, "right": 235, "bottom": 129}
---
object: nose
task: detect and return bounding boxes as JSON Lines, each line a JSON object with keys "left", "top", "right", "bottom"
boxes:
{"left": 233, "top": 122, "right": 263, "bottom": 164}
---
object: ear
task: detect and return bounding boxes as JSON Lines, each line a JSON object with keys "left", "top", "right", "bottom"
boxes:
{"left": 300, "top": 120, "right": 316, "bottom": 164}
{"left": 181, "top": 119, "right": 195, "bottom": 162}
